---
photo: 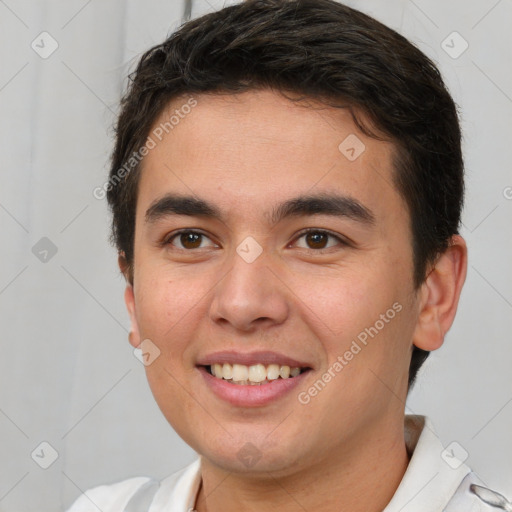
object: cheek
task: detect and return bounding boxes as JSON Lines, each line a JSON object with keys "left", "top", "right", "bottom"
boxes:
{"left": 286, "top": 263, "right": 414, "bottom": 390}
{"left": 134, "top": 268, "right": 207, "bottom": 346}
{"left": 284, "top": 264, "right": 394, "bottom": 344}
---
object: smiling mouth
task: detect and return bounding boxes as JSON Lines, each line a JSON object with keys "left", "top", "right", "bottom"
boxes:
{"left": 205, "top": 363, "right": 310, "bottom": 385}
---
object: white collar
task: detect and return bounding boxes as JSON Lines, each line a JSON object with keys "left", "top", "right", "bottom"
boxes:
{"left": 149, "top": 457, "right": 201, "bottom": 512}
{"left": 152, "top": 415, "right": 471, "bottom": 511}
{"left": 383, "top": 415, "right": 470, "bottom": 511}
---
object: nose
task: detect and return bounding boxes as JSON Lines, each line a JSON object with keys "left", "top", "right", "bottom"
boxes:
{"left": 209, "top": 246, "right": 290, "bottom": 333}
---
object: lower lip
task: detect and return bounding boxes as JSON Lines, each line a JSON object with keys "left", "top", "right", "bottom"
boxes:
{"left": 198, "top": 366, "right": 310, "bottom": 407}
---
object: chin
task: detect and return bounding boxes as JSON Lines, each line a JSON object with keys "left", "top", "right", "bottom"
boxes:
{"left": 190, "top": 432, "right": 314, "bottom": 477}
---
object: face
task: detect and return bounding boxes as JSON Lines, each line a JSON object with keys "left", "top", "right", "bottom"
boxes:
{"left": 124, "top": 89, "right": 423, "bottom": 476}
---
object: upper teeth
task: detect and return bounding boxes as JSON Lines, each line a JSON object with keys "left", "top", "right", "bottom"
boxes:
{"left": 210, "top": 363, "right": 302, "bottom": 384}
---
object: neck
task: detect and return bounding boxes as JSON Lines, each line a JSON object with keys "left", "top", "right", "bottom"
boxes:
{"left": 194, "top": 415, "right": 411, "bottom": 512}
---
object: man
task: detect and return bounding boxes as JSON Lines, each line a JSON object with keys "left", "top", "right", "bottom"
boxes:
{"left": 68, "top": 0, "right": 510, "bottom": 510}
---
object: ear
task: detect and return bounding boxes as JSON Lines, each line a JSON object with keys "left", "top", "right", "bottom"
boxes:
{"left": 118, "top": 253, "right": 140, "bottom": 348}
{"left": 412, "top": 235, "right": 468, "bottom": 352}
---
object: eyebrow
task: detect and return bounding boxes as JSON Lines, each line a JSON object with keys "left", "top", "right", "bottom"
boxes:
{"left": 145, "top": 192, "right": 376, "bottom": 226}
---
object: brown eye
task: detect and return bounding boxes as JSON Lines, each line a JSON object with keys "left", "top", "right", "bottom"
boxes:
{"left": 180, "top": 232, "right": 202, "bottom": 249}
{"left": 294, "top": 229, "right": 346, "bottom": 250}
{"left": 166, "top": 230, "right": 216, "bottom": 250}
{"left": 305, "top": 232, "right": 329, "bottom": 249}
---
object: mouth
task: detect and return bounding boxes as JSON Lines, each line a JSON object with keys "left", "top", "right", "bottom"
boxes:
{"left": 204, "top": 362, "right": 309, "bottom": 385}
{"left": 196, "top": 351, "right": 313, "bottom": 407}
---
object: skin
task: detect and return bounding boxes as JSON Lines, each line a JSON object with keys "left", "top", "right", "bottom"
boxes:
{"left": 120, "top": 89, "right": 467, "bottom": 512}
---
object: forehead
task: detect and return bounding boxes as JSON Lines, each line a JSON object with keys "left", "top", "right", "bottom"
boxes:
{"left": 136, "top": 89, "right": 406, "bottom": 225}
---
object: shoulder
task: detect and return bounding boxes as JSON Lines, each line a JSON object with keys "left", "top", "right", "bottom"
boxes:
{"left": 65, "top": 460, "right": 201, "bottom": 512}
{"left": 65, "top": 476, "right": 152, "bottom": 512}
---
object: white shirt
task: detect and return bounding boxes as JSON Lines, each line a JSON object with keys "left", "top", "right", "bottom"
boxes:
{"left": 66, "top": 415, "right": 509, "bottom": 512}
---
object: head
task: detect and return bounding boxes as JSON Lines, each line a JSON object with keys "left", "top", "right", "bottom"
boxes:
{"left": 106, "top": 0, "right": 466, "bottom": 475}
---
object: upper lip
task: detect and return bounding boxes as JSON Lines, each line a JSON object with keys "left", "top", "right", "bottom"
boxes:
{"left": 196, "top": 350, "right": 312, "bottom": 369}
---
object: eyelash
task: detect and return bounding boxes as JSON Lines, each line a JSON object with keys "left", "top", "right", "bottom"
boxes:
{"left": 163, "top": 228, "right": 349, "bottom": 252}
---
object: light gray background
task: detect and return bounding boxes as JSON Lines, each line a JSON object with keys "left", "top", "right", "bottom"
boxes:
{"left": 0, "top": 1, "right": 511, "bottom": 510}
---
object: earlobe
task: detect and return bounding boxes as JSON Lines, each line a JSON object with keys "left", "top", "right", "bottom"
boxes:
{"left": 412, "top": 235, "right": 468, "bottom": 352}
